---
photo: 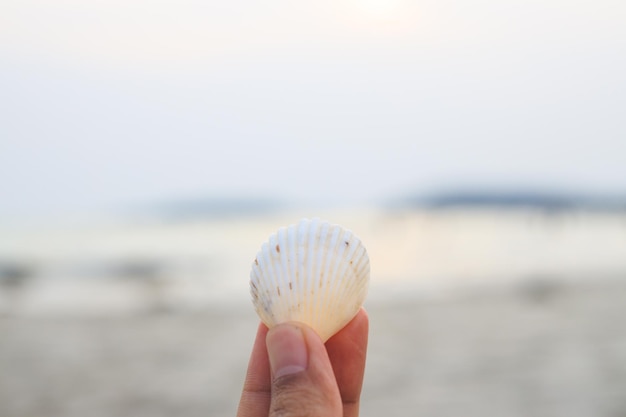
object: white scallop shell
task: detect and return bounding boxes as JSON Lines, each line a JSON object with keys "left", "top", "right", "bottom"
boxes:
{"left": 250, "top": 218, "right": 370, "bottom": 342}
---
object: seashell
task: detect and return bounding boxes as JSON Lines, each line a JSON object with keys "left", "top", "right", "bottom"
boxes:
{"left": 250, "top": 218, "right": 370, "bottom": 342}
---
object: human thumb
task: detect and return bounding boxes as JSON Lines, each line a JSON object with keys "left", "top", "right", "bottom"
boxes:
{"left": 266, "top": 323, "right": 343, "bottom": 417}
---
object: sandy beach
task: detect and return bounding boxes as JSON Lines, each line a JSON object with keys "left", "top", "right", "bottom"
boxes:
{"left": 2, "top": 278, "right": 626, "bottom": 417}
{"left": 1, "top": 209, "right": 626, "bottom": 416}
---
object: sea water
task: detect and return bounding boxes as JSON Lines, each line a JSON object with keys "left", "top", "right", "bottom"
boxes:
{"left": 1, "top": 208, "right": 625, "bottom": 316}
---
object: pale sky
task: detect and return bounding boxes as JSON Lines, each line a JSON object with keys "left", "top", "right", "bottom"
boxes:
{"left": 1, "top": 0, "right": 625, "bottom": 218}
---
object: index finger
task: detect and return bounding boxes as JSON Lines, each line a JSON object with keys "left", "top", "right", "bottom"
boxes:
{"left": 325, "top": 308, "right": 369, "bottom": 417}
{"left": 237, "top": 323, "right": 271, "bottom": 417}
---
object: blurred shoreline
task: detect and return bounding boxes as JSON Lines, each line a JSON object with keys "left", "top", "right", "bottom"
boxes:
{"left": 1, "top": 206, "right": 625, "bottom": 317}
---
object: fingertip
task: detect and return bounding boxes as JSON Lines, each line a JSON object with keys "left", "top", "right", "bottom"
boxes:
{"left": 237, "top": 322, "right": 272, "bottom": 417}
{"left": 354, "top": 307, "right": 369, "bottom": 332}
{"left": 327, "top": 308, "right": 369, "bottom": 346}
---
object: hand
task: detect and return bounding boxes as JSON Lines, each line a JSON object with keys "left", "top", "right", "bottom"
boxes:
{"left": 237, "top": 308, "right": 369, "bottom": 417}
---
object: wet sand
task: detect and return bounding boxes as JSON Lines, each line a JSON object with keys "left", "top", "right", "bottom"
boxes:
{"left": 2, "top": 277, "right": 626, "bottom": 417}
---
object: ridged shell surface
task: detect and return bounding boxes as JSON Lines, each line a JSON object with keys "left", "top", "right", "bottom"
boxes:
{"left": 250, "top": 218, "right": 370, "bottom": 342}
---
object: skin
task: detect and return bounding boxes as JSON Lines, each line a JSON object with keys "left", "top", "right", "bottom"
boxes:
{"left": 237, "top": 308, "right": 369, "bottom": 417}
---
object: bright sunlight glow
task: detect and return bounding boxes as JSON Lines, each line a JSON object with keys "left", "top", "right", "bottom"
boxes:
{"left": 356, "top": 0, "right": 405, "bottom": 18}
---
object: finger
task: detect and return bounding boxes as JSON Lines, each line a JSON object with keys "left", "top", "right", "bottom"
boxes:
{"left": 237, "top": 323, "right": 271, "bottom": 417}
{"left": 266, "top": 323, "right": 343, "bottom": 417}
{"left": 326, "top": 308, "right": 369, "bottom": 417}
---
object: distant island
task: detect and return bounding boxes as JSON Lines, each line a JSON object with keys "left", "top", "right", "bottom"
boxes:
{"left": 150, "top": 197, "right": 286, "bottom": 220}
{"left": 394, "top": 190, "right": 626, "bottom": 212}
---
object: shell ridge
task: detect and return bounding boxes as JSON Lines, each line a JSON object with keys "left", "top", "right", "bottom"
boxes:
{"left": 320, "top": 225, "right": 344, "bottom": 337}
{"left": 312, "top": 220, "right": 330, "bottom": 335}
{"left": 316, "top": 223, "right": 335, "bottom": 338}
{"left": 288, "top": 222, "right": 299, "bottom": 323}
{"left": 332, "top": 229, "right": 358, "bottom": 331}
{"left": 321, "top": 222, "right": 341, "bottom": 337}
{"left": 285, "top": 223, "right": 299, "bottom": 324}
{"left": 287, "top": 223, "right": 301, "bottom": 322}
{"left": 256, "top": 241, "right": 273, "bottom": 322}
{"left": 330, "top": 226, "right": 353, "bottom": 337}
{"left": 344, "top": 239, "right": 367, "bottom": 301}
{"left": 288, "top": 226, "right": 301, "bottom": 323}
{"left": 299, "top": 219, "right": 311, "bottom": 326}
{"left": 338, "top": 230, "right": 368, "bottom": 332}
{"left": 296, "top": 219, "right": 309, "bottom": 326}
{"left": 316, "top": 219, "right": 330, "bottom": 334}
{"left": 356, "top": 261, "right": 370, "bottom": 285}
{"left": 338, "top": 236, "right": 360, "bottom": 325}
{"left": 354, "top": 250, "right": 370, "bottom": 283}
{"left": 267, "top": 232, "right": 284, "bottom": 324}
{"left": 353, "top": 246, "right": 370, "bottom": 310}
{"left": 277, "top": 227, "right": 290, "bottom": 324}
{"left": 350, "top": 243, "right": 369, "bottom": 279}
{"left": 258, "top": 240, "right": 275, "bottom": 323}
{"left": 305, "top": 219, "right": 319, "bottom": 330}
